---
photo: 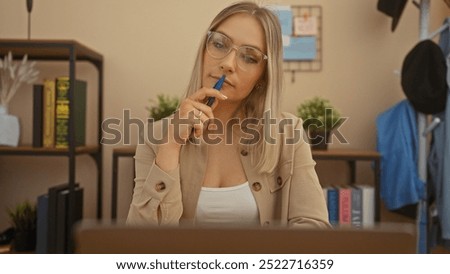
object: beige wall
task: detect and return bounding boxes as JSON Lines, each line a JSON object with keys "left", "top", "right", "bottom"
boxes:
{"left": 0, "top": 0, "right": 448, "bottom": 228}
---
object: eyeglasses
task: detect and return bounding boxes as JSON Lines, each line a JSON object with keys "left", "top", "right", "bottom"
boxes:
{"left": 206, "top": 31, "right": 268, "bottom": 71}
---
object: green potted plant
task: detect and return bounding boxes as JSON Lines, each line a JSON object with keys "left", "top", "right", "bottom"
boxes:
{"left": 146, "top": 94, "right": 179, "bottom": 121}
{"left": 7, "top": 200, "right": 37, "bottom": 252}
{"left": 297, "top": 96, "right": 342, "bottom": 150}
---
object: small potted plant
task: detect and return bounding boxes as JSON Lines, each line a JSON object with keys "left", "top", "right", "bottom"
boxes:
{"left": 7, "top": 200, "right": 37, "bottom": 252}
{"left": 146, "top": 94, "right": 179, "bottom": 121}
{"left": 297, "top": 96, "right": 342, "bottom": 150}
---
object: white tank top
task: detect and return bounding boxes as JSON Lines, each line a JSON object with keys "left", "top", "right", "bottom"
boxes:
{"left": 195, "top": 182, "right": 260, "bottom": 227}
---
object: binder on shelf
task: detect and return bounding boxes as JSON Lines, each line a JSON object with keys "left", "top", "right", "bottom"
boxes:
{"left": 44, "top": 183, "right": 82, "bottom": 254}
{"left": 55, "top": 187, "right": 83, "bottom": 253}
{"left": 32, "top": 84, "right": 44, "bottom": 147}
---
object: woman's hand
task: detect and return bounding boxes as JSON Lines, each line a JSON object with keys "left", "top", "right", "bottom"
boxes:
{"left": 155, "top": 87, "right": 227, "bottom": 172}
{"left": 175, "top": 87, "right": 228, "bottom": 142}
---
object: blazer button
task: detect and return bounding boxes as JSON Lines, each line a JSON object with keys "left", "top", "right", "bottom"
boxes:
{"left": 155, "top": 182, "right": 166, "bottom": 192}
{"left": 263, "top": 221, "right": 270, "bottom": 226}
{"left": 240, "top": 149, "right": 248, "bottom": 156}
{"left": 252, "top": 182, "right": 262, "bottom": 191}
{"left": 277, "top": 176, "right": 282, "bottom": 185}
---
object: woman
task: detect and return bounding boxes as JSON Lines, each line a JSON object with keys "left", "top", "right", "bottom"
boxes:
{"left": 127, "top": 1, "right": 330, "bottom": 229}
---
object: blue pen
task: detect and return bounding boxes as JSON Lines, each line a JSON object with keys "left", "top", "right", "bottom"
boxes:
{"left": 206, "top": 75, "right": 226, "bottom": 106}
{"left": 189, "top": 75, "right": 226, "bottom": 138}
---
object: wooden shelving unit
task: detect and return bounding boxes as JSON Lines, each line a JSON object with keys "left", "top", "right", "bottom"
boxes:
{"left": 312, "top": 148, "right": 381, "bottom": 222}
{"left": 0, "top": 39, "right": 104, "bottom": 252}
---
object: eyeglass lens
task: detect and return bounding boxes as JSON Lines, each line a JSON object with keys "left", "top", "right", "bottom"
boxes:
{"left": 206, "top": 32, "right": 266, "bottom": 70}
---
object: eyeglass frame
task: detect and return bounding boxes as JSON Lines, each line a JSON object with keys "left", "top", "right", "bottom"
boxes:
{"left": 205, "top": 30, "right": 268, "bottom": 70}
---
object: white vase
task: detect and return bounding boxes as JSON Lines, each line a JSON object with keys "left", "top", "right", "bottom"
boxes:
{"left": 0, "top": 105, "right": 20, "bottom": 147}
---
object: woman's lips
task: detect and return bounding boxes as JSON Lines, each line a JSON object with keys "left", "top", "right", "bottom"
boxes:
{"left": 212, "top": 75, "right": 233, "bottom": 87}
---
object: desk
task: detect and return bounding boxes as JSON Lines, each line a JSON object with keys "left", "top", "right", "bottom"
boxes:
{"left": 111, "top": 147, "right": 381, "bottom": 221}
{"left": 76, "top": 221, "right": 416, "bottom": 254}
{"left": 0, "top": 244, "right": 11, "bottom": 254}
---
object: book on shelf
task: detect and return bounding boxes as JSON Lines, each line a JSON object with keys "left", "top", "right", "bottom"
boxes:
{"left": 325, "top": 186, "right": 339, "bottom": 227}
{"left": 323, "top": 184, "right": 375, "bottom": 228}
{"left": 32, "top": 84, "right": 44, "bottom": 148}
{"left": 350, "top": 186, "right": 363, "bottom": 228}
{"left": 42, "top": 79, "right": 56, "bottom": 148}
{"left": 338, "top": 185, "right": 352, "bottom": 226}
{"left": 55, "top": 76, "right": 87, "bottom": 149}
{"left": 359, "top": 184, "right": 375, "bottom": 227}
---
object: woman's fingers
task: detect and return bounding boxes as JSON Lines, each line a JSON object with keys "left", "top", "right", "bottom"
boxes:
{"left": 191, "top": 101, "right": 214, "bottom": 120}
{"left": 171, "top": 87, "right": 227, "bottom": 142}
{"left": 189, "top": 87, "right": 228, "bottom": 103}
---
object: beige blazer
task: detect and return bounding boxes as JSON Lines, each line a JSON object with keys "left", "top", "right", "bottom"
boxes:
{"left": 127, "top": 113, "right": 331, "bottom": 229}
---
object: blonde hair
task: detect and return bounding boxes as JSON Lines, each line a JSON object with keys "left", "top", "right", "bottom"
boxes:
{"left": 184, "top": 1, "right": 284, "bottom": 173}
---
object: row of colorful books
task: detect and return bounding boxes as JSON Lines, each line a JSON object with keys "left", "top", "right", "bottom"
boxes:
{"left": 322, "top": 185, "right": 375, "bottom": 228}
{"left": 32, "top": 77, "right": 87, "bottom": 149}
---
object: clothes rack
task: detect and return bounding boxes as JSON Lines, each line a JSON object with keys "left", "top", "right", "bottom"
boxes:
{"left": 416, "top": 0, "right": 449, "bottom": 254}
{"left": 416, "top": 0, "right": 430, "bottom": 254}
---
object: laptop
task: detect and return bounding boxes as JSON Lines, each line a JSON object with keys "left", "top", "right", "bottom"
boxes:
{"left": 74, "top": 220, "right": 416, "bottom": 254}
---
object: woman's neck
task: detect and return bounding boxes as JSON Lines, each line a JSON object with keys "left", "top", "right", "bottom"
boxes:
{"left": 205, "top": 101, "right": 245, "bottom": 145}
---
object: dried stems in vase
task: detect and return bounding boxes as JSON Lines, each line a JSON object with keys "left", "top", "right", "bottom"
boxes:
{"left": 0, "top": 51, "right": 39, "bottom": 109}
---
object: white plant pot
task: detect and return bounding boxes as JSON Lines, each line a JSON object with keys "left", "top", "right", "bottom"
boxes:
{"left": 0, "top": 105, "right": 20, "bottom": 147}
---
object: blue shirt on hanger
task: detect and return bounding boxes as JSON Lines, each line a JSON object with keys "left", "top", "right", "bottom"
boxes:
{"left": 376, "top": 100, "right": 425, "bottom": 210}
